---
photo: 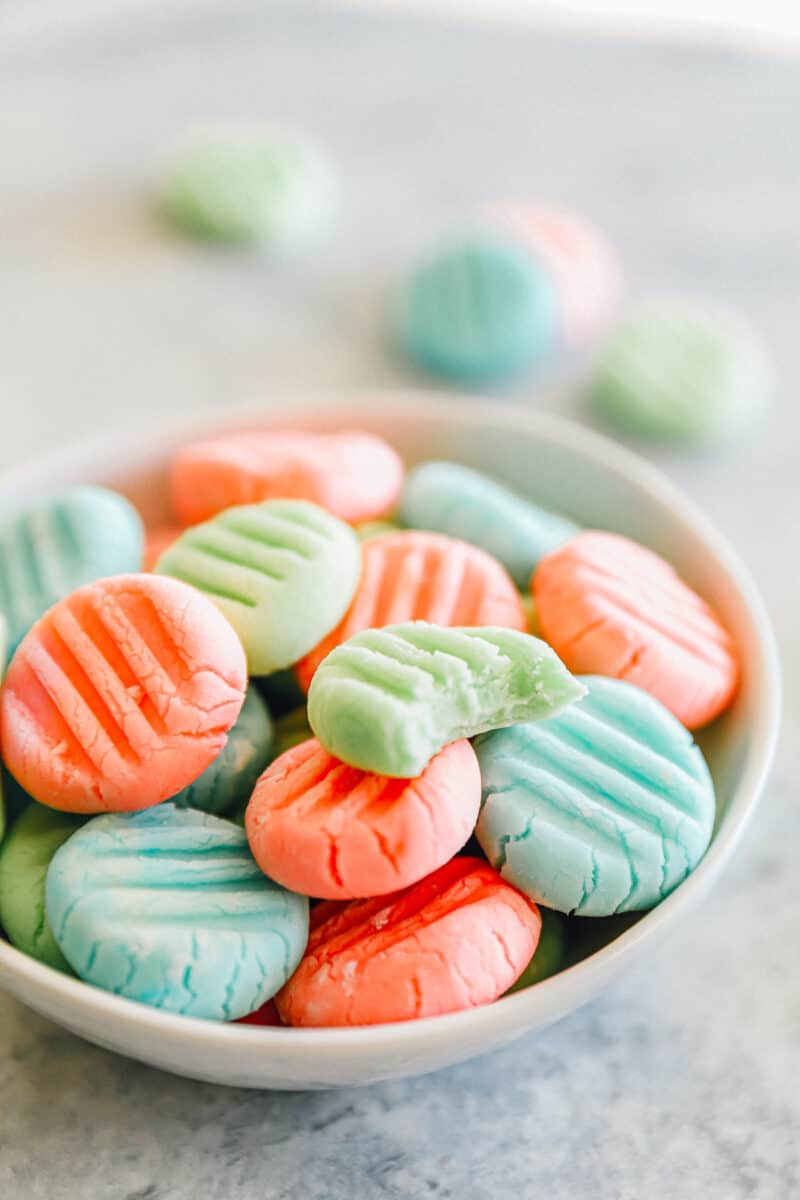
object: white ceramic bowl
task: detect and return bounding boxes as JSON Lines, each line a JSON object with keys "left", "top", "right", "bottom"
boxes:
{"left": 0, "top": 396, "right": 780, "bottom": 1089}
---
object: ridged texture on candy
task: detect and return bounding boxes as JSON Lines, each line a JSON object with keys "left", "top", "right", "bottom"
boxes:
{"left": 160, "top": 129, "right": 338, "bottom": 246}
{"left": 476, "top": 675, "right": 715, "bottom": 916}
{"left": 533, "top": 530, "right": 738, "bottom": 729}
{"left": 45, "top": 805, "right": 309, "bottom": 1020}
{"left": 307, "top": 621, "right": 586, "bottom": 778}
{"left": 246, "top": 737, "right": 481, "bottom": 899}
{"left": 170, "top": 430, "right": 404, "bottom": 527}
{"left": 171, "top": 688, "right": 273, "bottom": 814}
{"left": 400, "top": 462, "right": 578, "bottom": 588}
{"left": 0, "top": 574, "right": 247, "bottom": 814}
{"left": 0, "top": 486, "right": 144, "bottom": 652}
{"left": 296, "top": 530, "right": 526, "bottom": 689}
{"left": 589, "top": 303, "right": 772, "bottom": 444}
{"left": 276, "top": 857, "right": 540, "bottom": 1026}
{"left": 157, "top": 499, "right": 360, "bottom": 676}
{"left": 491, "top": 205, "right": 622, "bottom": 345}
{"left": 0, "top": 803, "right": 83, "bottom": 972}
{"left": 395, "top": 235, "right": 560, "bottom": 385}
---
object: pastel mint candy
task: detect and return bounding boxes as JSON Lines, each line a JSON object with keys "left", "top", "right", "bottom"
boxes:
{"left": 161, "top": 128, "right": 338, "bottom": 248}
{"left": 0, "top": 486, "right": 144, "bottom": 652}
{"left": 401, "top": 461, "right": 578, "bottom": 587}
{"left": 308, "top": 621, "right": 585, "bottom": 778}
{"left": 46, "top": 805, "right": 309, "bottom": 1020}
{"left": 590, "top": 303, "right": 772, "bottom": 444}
{"left": 157, "top": 499, "right": 360, "bottom": 675}
{"left": 170, "top": 688, "right": 273, "bottom": 815}
{"left": 395, "top": 234, "right": 560, "bottom": 386}
{"left": 475, "top": 675, "right": 715, "bottom": 916}
{"left": 0, "top": 804, "right": 84, "bottom": 973}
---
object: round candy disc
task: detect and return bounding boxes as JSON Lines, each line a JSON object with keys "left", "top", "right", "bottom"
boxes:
{"left": 533, "top": 530, "right": 738, "bottom": 729}
{"left": 276, "top": 857, "right": 540, "bottom": 1026}
{"left": 246, "top": 737, "right": 481, "bottom": 899}
{"left": 476, "top": 675, "right": 716, "bottom": 915}
{"left": 0, "top": 574, "right": 247, "bottom": 813}
{"left": 46, "top": 805, "right": 309, "bottom": 1020}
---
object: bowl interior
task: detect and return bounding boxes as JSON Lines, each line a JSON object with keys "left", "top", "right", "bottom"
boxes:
{"left": 0, "top": 396, "right": 780, "bottom": 1088}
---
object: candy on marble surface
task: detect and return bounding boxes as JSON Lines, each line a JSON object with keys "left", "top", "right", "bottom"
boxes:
{"left": 160, "top": 127, "right": 338, "bottom": 248}
{"left": 246, "top": 737, "right": 480, "bottom": 899}
{"left": 157, "top": 499, "right": 360, "bottom": 676}
{"left": 394, "top": 234, "right": 560, "bottom": 385}
{"left": 490, "top": 204, "right": 623, "bottom": 345}
{"left": 46, "top": 805, "right": 309, "bottom": 1020}
{"left": 476, "top": 675, "right": 715, "bottom": 915}
{"left": 590, "top": 302, "right": 772, "bottom": 444}
{"left": 0, "top": 574, "right": 247, "bottom": 814}
{"left": 307, "top": 621, "right": 586, "bottom": 778}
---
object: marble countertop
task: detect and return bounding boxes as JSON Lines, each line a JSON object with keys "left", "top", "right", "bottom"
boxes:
{"left": 0, "top": 4, "right": 798, "bottom": 1197}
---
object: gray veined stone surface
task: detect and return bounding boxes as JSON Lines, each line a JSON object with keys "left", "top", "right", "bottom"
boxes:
{"left": 0, "top": 3, "right": 798, "bottom": 1197}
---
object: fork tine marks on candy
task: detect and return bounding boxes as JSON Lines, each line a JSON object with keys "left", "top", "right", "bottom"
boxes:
{"left": 275, "top": 858, "right": 541, "bottom": 1027}
{"left": 246, "top": 737, "right": 481, "bottom": 899}
{"left": 156, "top": 499, "right": 361, "bottom": 676}
{"left": 0, "top": 574, "right": 247, "bottom": 813}
{"left": 295, "top": 530, "right": 527, "bottom": 690}
{"left": 307, "top": 621, "right": 586, "bottom": 777}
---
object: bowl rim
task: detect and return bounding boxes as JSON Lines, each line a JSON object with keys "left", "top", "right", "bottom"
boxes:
{"left": 0, "top": 393, "right": 782, "bottom": 1057}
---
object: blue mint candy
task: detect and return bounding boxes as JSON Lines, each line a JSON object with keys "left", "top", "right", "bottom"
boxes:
{"left": 395, "top": 234, "right": 560, "bottom": 385}
{"left": 475, "top": 676, "right": 715, "bottom": 916}
{"left": 0, "top": 486, "right": 144, "bottom": 652}
{"left": 45, "top": 805, "right": 309, "bottom": 1020}
{"left": 401, "top": 461, "right": 578, "bottom": 587}
{"left": 171, "top": 688, "right": 273, "bottom": 815}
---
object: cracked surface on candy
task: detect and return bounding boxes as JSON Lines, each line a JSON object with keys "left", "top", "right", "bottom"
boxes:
{"left": 157, "top": 498, "right": 360, "bottom": 676}
{"left": 0, "top": 574, "right": 247, "bottom": 813}
{"left": 45, "top": 804, "right": 309, "bottom": 1020}
{"left": 475, "top": 675, "right": 715, "bottom": 915}
{"left": 296, "top": 530, "right": 527, "bottom": 690}
{"left": 170, "top": 429, "right": 404, "bottom": 527}
{"left": 533, "top": 530, "right": 739, "bottom": 729}
{"left": 307, "top": 621, "right": 586, "bottom": 778}
{"left": 246, "top": 737, "right": 481, "bottom": 899}
{"left": 171, "top": 687, "right": 273, "bottom": 815}
{"left": 275, "top": 857, "right": 540, "bottom": 1027}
